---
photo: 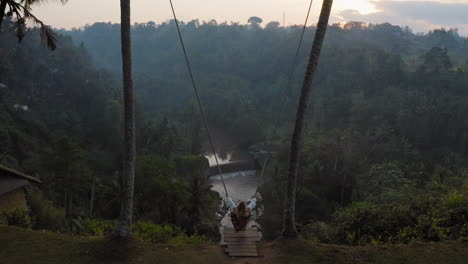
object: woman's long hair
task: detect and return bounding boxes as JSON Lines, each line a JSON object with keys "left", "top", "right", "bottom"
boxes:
{"left": 236, "top": 201, "right": 249, "bottom": 217}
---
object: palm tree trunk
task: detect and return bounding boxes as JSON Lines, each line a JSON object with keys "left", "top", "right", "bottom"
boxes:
{"left": 89, "top": 173, "right": 96, "bottom": 217}
{"left": 114, "top": 0, "right": 136, "bottom": 239}
{"left": 0, "top": 0, "right": 8, "bottom": 30}
{"left": 282, "top": 0, "right": 333, "bottom": 239}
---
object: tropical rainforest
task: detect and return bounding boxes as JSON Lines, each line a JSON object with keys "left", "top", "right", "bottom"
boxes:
{"left": 1, "top": 16, "right": 468, "bottom": 247}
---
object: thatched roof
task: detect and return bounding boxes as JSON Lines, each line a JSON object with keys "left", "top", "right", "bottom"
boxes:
{"left": 0, "top": 164, "right": 41, "bottom": 183}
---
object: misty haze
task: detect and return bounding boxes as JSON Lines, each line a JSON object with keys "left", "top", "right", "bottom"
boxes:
{"left": 0, "top": 0, "right": 467, "bottom": 263}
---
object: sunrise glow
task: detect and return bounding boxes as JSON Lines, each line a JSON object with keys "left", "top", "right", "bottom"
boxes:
{"left": 336, "top": 0, "right": 377, "bottom": 14}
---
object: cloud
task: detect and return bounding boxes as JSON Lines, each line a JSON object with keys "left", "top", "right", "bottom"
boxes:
{"left": 337, "top": 1, "right": 468, "bottom": 34}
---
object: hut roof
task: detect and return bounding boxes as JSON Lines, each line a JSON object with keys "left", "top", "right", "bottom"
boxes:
{"left": 0, "top": 164, "right": 41, "bottom": 183}
{"left": 0, "top": 165, "right": 41, "bottom": 196}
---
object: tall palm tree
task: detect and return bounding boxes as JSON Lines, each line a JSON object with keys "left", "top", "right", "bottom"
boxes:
{"left": 282, "top": 0, "right": 334, "bottom": 239}
{"left": 114, "top": 0, "right": 136, "bottom": 239}
{"left": 0, "top": 1, "right": 7, "bottom": 27}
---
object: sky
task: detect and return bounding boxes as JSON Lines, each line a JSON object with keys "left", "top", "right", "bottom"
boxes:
{"left": 33, "top": 0, "right": 468, "bottom": 35}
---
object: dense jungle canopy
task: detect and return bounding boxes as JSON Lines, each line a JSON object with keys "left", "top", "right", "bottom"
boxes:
{"left": 1, "top": 18, "right": 468, "bottom": 244}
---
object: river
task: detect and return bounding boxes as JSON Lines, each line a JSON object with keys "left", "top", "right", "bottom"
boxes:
{"left": 206, "top": 153, "right": 262, "bottom": 229}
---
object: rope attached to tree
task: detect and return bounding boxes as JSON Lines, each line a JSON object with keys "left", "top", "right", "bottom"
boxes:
{"left": 271, "top": 0, "right": 315, "bottom": 135}
{"left": 169, "top": 0, "right": 229, "bottom": 197}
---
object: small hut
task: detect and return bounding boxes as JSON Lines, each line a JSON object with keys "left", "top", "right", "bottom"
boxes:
{"left": 0, "top": 164, "right": 41, "bottom": 211}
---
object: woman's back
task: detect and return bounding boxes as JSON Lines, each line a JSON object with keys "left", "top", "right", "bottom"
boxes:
{"left": 231, "top": 200, "right": 251, "bottom": 231}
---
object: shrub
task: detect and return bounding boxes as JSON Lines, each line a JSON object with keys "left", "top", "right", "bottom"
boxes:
{"left": 322, "top": 187, "right": 468, "bottom": 245}
{"left": 446, "top": 191, "right": 466, "bottom": 209}
{"left": 84, "top": 219, "right": 116, "bottom": 236}
{"left": 331, "top": 202, "right": 395, "bottom": 245}
{"left": 413, "top": 214, "right": 449, "bottom": 241}
{"left": 392, "top": 226, "right": 416, "bottom": 243}
{"left": 302, "top": 221, "right": 335, "bottom": 243}
{"left": 27, "top": 189, "right": 66, "bottom": 231}
{"left": 459, "top": 222, "right": 468, "bottom": 238}
{"left": 71, "top": 217, "right": 116, "bottom": 236}
{"left": 133, "top": 221, "right": 174, "bottom": 243}
{"left": 1, "top": 208, "right": 34, "bottom": 228}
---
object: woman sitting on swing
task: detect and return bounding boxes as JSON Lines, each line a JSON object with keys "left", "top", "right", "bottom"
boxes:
{"left": 226, "top": 196, "right": 257, "bottom": 232}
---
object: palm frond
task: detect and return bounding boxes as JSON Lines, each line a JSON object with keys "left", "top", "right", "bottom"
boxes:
{"left": 7, "top": 1, "right": 58, "bottom": 50}
{"left": 15, "top": 18, "right": 26, "bottom": 42}
{"left": 22, "top": 0, "right": 68, "bottom": 13}
{"left": 39, "top": 24, "right": 57, "bottom": 50}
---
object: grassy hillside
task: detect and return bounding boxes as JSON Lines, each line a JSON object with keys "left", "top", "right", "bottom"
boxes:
{"left": 0, "top": 225, "right": 224, "bottom": 264}
{"left": 1, "top": 225, "right": 467, "bottom": 264}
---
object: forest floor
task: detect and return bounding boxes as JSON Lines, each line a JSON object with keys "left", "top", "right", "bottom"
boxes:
{"left": 1, "top": 225, "right": 467, "bottom": 264}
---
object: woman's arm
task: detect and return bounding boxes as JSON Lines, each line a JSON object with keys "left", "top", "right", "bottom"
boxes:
{"left": 227, "top": 197, "right": 237, "bottom": 209}
{"left": 248, "top": 197, "right": 257, "bottom": 209}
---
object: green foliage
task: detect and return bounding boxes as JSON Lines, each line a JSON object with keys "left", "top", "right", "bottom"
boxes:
{"left": 302, "top": 221, "right": 334, "bottom": 243}
{"left": 2, "top": 18, "right": 468, "bottom": 246}
{"left": 366, "top": 163, "right": 406, "bottom": 192}
{"left": 302, "top": 187, "right": 468, "bottom": 245}
{"left": 133, "top": 221, "right": 175, "bottom": 243}
{"left": 134, "top": 155, "right": 183, "bottom": 223}
{"left": 1, "top": 208, "right": 34, "bottom": 228}
{"left": 83, "top": 219, "right": 115, "bottom": 236}
{"left": 133, "top": 221, "right": 208, "bottom": 246}
{"left": 0, "top": 27, "right": 122, "bottom": 223}
{"left": 413, "top": 214, "right": 449, "bottom": 241}
{"left": 446, "top": 191, "right": 466, "bottom": 209}
{"left": 394, "top": 226, "right": 417, "bottom": 243}
{"left": 422, "top": 47, "right": 452, "bottom": 72}
{"left": 3, "top": 225, "right": 468, "bottom": 264}
{"left": 71, "top": 217, "right": 115, "bottom": 236}
{"left": 135, "top": 155, "right": 220, "bottom": 239}
{"left": 27, "top": 189, "right": 66, "bottom": 231}
{"left": 137, "top": 118, "right": 181, "bottom": 158}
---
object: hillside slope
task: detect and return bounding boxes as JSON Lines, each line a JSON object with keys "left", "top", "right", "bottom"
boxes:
{"left": 0, "top": 226, "right": 467, "bottom": 264}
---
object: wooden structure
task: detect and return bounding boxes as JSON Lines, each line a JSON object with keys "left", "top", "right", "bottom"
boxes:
{"left": 0, "top": 165, "right": 41, "bottom": 212}
{"left": 221, "top": 227, "right": 262, "bottom": 257}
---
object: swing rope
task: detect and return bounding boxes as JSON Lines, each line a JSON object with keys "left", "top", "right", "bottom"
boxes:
{"left": 271, "top": 0, "right": 314, "bottom": 136}
{"left": 254, "top": 157, "right": 269, "bottom": 196}
{"left": 169, "top": 0, "right": 229, "bottom": 198}
{"left": 255, "top": 0, "right": 314, "bottom": 195}
{"left": 169, "top": 0, "right": 315, "bottom": 199}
